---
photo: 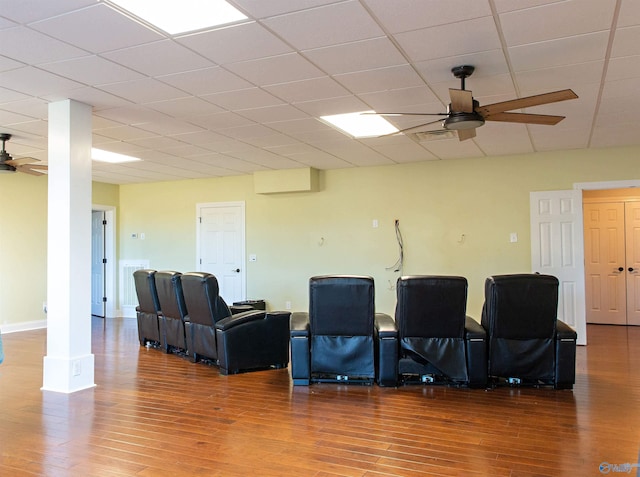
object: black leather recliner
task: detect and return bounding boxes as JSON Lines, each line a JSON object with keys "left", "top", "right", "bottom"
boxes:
{"left": 290, "top": 275, "right": 397, "bottom": 386}
{"left": 395, "top": 276, "right": 487, "bottom": 388}
{"left": 181, "top": 272, "right": 290, "bottom": 374}
{"left": 155, "top": 271, "right": 188, "bottom": 354}
{"left": 481, "top": 274, "right": 577, "bottom": 389}
{"left": 133, "top": 269, "right": 162, "bottom": 347}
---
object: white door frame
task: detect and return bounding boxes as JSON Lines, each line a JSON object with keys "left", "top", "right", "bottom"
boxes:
{"left": 92, "top": 204, "right": 116, "bottom": 318}
{"left": 195, "top": 201, "right": 246, "bottom": 301}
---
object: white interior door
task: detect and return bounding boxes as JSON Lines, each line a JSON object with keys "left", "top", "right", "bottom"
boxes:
{"left": 530, "top": 190, "right": 587, "bottom": 345}
{"left": 625, "top": 202, "right": 640, "bottom": 325}
{"left": 583, "top": 202, "right": 627, "bottom": 324}
{"left": 91, "top": 210, "right": 105, "bottom": 317}
{"left": 196, "top": 202, "right": 246, "bottom": 305}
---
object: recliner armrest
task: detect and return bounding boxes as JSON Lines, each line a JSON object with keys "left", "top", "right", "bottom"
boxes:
{"left": 464, "top": 316, "right": 486, "bottom": 340}
{"left": 556, "top": 319, "right": 577, "bottom": 340}
{"left": 374, "top": 313, "right": 397, "bottom": 338}
{"left": 215, "top": 310, "right": 265, "bottom": 332}
{"left": 374, "top": 313, "right": 397, "bottom": 387}
{"left": 290, "top": 312, "right": 310, "bottom": 337}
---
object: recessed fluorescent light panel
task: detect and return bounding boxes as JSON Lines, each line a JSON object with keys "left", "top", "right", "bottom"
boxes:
{"left": 109, "top": 0, "right": 248, "bottom": 35}
{"left": 91, "top": 148, "right": 141, "bottom": 164}
{"left": 320, "top": 111, "right": 399, "bottom": 138}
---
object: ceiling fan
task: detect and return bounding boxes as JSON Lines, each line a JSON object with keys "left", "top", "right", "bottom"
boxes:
{"left": 372, "top": 65, "right": 578, "bottom": 141}
{"left": 0, "top": 133, "right": 47, "bottom": 176}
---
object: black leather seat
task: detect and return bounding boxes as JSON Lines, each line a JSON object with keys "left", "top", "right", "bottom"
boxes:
{"left": 155, "top": 271, "right": 188, "bottom": 354}
{"left": 290, "top": 275, "right": 397, "bottom": 386}
{"left": 395, "top": 276, "right": 487, "bottom": 388}
{"left": 133, "top": 269, "right": 161, "bottom": 347}
{"left": 181, "top": 272, "right": 290, "bottom": 375}
{"left": 481, "top": 274, "right": 577, "bottom": 389}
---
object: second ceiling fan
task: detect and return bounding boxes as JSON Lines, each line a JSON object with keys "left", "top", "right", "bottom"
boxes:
{"left": 373, "top": 65, "right": 578, "bottom": 141}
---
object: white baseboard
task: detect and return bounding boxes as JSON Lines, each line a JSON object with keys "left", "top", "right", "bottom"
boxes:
{"left": 0, "top": 319, "right": 47, "bottom": 334}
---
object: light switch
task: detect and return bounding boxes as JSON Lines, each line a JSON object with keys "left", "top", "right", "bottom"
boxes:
{"left": 249, "top": 254, "right": 257, "bottom": 262}
{"left": 510, "top": 232, "right": 518, "bottom": 243}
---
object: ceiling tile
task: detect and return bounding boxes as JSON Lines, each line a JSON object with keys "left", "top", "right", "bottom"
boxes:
{"left": 606, "top": 56, "right": 640, "bottom": 82}
{"left": 302, "top": 37, "right": 407, "bottom": 75}
{"left": 617, "top": 0, "right": 640, "bottom": 28}
{"left": 334, "top": 64, "right": 424, "bottom": 94}
{"left": 394, "top": 16, "right": 501, "bottom": 62}
{"left": 509, "top": 32, "right": 609, "bottom": 72}
{"left": 0, "top": 26, "right": 89, "bottom": 64}
{"left": 39, "top": 55, "right": 145, "bottom": 85}
{"left": 98, "top": 78, "right": 188, "bottom": 104}
{"left": 0, "top": 66, "right": 84, "bottom": 96}
{"left": 102, "top": 40, "right": 214, "bottom": 77}
{"left": 263, "top": 1, "right": 384, "bottom": 50}
{"left": 414, "top": 50, "right": 509, "bottom": 84}
{"left": 514, "top": 61, "right": 604, "bottom": 92}
{"left": 30, "top": 4, "right": 163, "bottom": 53}
{"left": 203, "top": 88, "right": 284, "bottom": 111}
{"left": 264, "top": 77, "right": 352, "bottom": 103}
{"left": 176, "top": 22, "right": 293, "bottom": 64}
{"left": 146, "top": 97, "right": 225, "bottom": 118}
{"left": 231, "top": 0, "right": 342, "bottom": 19}
{"left": 364, "top": 0, "right": 492, "bottom": 33}
{"left": 0, "top": 0, "right": 96, "bottom": 24}
{"left": 235, "top": 104, "right": 309, "bottom": 123}
{"left": 158, "top": 67, "right": 253, "bottom": 96}
{"left": 500, "top": 0, "right": 614, "bottom": 46}
{"left": 292, "top": 95, "right": 369, "bottom": 116}
{"left": 611, "top": 26, "right": 640, "bottom": 58}
{"left": 225, "top": 53, "right": 324, "bottom": 86}
{"left": 421, "top": 136, "right": 484, "bottom": 159}
{"left": 358, "top": 86, "right": 442, "bottom": 111}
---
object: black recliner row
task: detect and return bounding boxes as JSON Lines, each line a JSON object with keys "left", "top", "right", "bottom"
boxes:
{"left": 133, "top": 269, "right": 290, "bottom": 375}
{"left": 290, "top": 273, "right": 577, "bottom": 389}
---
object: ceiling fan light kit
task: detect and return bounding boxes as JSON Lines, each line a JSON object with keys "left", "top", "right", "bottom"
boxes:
{"left": 373, "top": 65, "right": 578, "bottom": 141}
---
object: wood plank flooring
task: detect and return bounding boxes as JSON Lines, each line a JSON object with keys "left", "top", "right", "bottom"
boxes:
{"left": 1, "top": 319, "right": 639, "bottom": 476}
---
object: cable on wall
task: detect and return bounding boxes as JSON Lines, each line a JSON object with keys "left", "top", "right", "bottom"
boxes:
{"left": 386, "top": 219, "right": 404, "bottom": 276}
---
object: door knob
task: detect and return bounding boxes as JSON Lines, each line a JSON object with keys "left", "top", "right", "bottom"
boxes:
{"left": 232, "top": 268, "right": 240, "bottom": 273}
{"left": 618, "top": 267, "right": 624, "bottom": 272}
{"left": 630, "top": 267, "right": 636, "bottom": 273}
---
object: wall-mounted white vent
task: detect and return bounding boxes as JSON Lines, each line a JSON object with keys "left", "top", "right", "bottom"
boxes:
{"left": 119, "top": 260, "right": 149, "bottom": 318}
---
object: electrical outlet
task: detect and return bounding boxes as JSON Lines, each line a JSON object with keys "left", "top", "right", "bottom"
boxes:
{"left": 510, "top": 232, "right": 518, "bottom": 243}
{"left": 285, "top": 301, "right": 291, "bottom": 310}
{"left": 72, "top": 360, "right": 81, "bottom": 376}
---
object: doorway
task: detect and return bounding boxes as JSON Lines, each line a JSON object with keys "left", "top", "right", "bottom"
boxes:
{"left": 91, "top": 206, "right": 116, "bottom": 318}
{"left": 583, "top": 188, "right": 640, "bottom": 325}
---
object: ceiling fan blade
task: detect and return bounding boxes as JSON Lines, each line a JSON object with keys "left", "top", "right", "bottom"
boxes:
{"left": 362, "top": 112, "right": 449, "bottom": 117}
{"left": 477, "top": 89, "right": 578, "bottom": 117}
{"left": 16, "top": 165, "right": 47, "bottom": 176}
{"left": 484, "top": 112, "right": 566, "bottom": 125}
{"left": 457, "top": 129, "right": 476, "bottom": 141}
{"left": 449, "top": 88, "right": 474, "bottom": 113}
{"left": 390, "top": 118, "right": 447, "bottom": 136}
{"left": 5, "top": 156, "right": 40, "bottom": 166}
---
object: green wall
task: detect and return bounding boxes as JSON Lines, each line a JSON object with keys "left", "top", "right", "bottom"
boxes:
{"left": 1, "top": 146, "right": 637, "bottom": 329}
{"left": 0, "top": 178, "right": 118, "bottom": 329}
{"left": 118, "top": 145, "right": 640, "bottom": 319}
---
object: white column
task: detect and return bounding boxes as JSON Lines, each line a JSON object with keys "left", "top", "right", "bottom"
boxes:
{"left": 42, "top": 99, "right": 95, "bottom": 393}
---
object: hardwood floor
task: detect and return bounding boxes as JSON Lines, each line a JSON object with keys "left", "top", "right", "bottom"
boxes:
{"left": 0, "top": 319, "right": 639, "bottom": 476}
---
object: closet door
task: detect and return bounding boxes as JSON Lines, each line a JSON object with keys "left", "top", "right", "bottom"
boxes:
{"left": 584, "top": 202, "right": 627, "bottom": 324}
{"left": 625, "top": 202, "right": 640, "bottom": 326}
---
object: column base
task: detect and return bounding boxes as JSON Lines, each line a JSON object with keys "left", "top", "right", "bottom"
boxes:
{"left": 42, "top": 354, "right": 96, "bottom": 393}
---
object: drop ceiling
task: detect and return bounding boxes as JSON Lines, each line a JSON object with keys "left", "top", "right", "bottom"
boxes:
{"left": 0, "top": 0, "right": 637, "bottom": 184}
